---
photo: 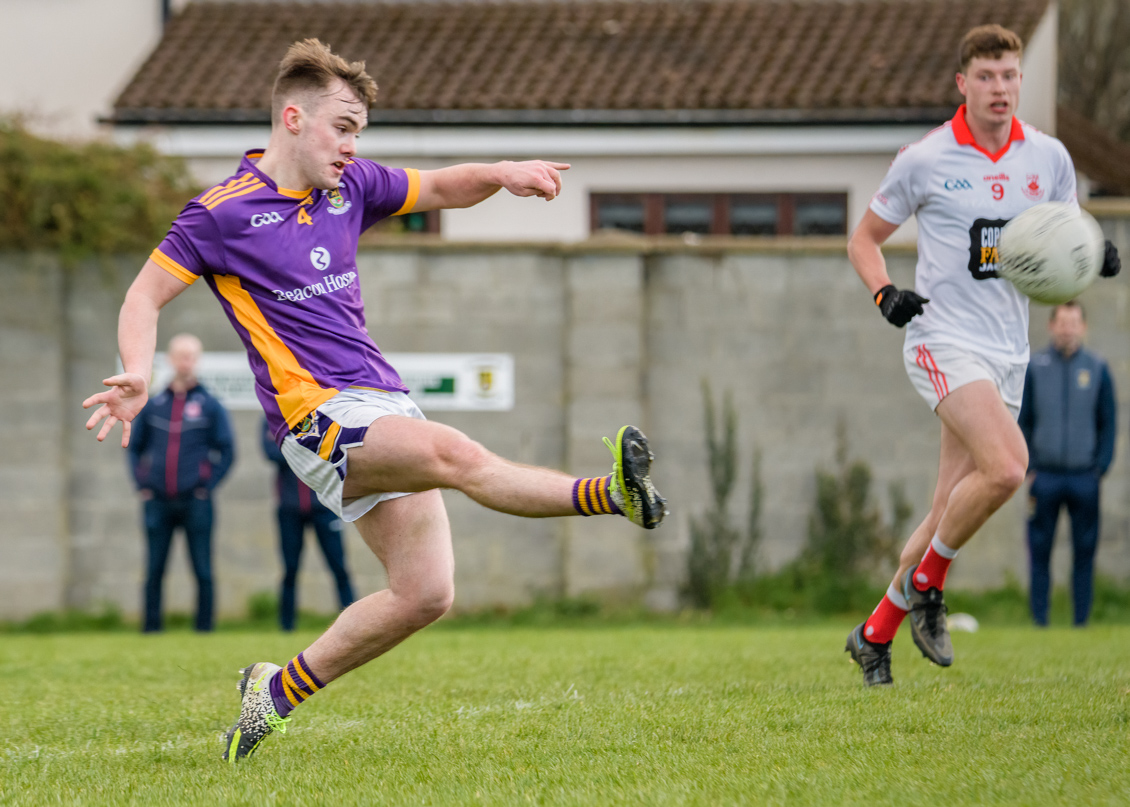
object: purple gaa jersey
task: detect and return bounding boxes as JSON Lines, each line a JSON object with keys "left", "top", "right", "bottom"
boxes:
{"left": 152, "top": 150, "right": 419, "bottom": 444}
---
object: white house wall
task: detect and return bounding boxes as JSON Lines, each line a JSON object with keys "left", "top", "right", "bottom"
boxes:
{"left": 434, "top": 152, "right": 923, "bottom": 244}
{"left": 0, "top": 0, "right": 162, "bottom": 138}
{"left": 1016, "top": 1, "right": 1058, "bottom": 135}
{"left": 126, "top": 124, "right": 934, "bottom": 244}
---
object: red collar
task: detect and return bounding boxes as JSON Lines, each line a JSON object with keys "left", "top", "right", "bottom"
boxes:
{"left": 951, "top": 105, "right": 1024, "bottom": 162}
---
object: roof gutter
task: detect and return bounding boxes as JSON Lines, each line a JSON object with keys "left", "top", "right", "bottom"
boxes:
{"left": 106, "top": 106, "right": 956, "bottom": 128}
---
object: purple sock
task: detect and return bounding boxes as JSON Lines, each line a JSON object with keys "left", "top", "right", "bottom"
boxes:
{"left": 572, "top": 475, "right": 622, "bottom": 516}
{"left": 268, "top": 652, "right": 326, "bottom": 718}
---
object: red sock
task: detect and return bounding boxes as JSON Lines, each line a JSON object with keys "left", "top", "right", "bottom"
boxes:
{"left": 913, "top": 537, "right": 957, "bottom": 591}
{"left": 862, "top": 587, "right": 908, "bottom": 644}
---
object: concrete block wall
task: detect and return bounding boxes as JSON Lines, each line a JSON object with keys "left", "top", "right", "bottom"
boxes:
{"left": 0, "top": 254, "right": 68, "bottom": 618}
{"left": 2, "top": 220, "right": 1129, "bottom": 620}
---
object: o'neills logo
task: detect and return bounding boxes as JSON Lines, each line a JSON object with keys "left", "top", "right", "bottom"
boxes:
{"left": 273, "top": 270, "right": 357, "bottom": 302}
{"left": 983, "top": 173, "right": 1010, "bottom": 182}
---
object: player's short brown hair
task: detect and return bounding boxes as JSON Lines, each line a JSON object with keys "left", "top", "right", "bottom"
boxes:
{"left": 271, "top": 38, "right": 378, "bottom": 124}
{"left": 958, "top": 24, "right": 1023, "bottom": 72}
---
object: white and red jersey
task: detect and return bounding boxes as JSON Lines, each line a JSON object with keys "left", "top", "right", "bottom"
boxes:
{"left": 870, "top": 105, "right": 1077, "bottom": 363}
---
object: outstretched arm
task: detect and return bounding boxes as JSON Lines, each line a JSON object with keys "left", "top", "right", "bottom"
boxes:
{"left": 82, "top": 259, "right": 191, "bottom": 446}
{"left": 413, "top": 161, "right": 571, "bottom": 210}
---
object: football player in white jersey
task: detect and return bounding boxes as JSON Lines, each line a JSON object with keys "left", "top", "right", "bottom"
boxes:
{"left": 844, "top": 24, "right": 1121, "bottom": 685}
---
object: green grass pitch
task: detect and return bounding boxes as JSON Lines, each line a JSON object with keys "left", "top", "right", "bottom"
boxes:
{"left": 3, "top": 624, "right": 1129, "bottom": 805}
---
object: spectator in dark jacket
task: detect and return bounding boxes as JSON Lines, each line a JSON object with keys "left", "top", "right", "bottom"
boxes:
{"left": 1019, "top": 301, "right": 1116, "bottom": 627}
{"left": 262, "top": 418, "right": 354, "bottom": 631}
{"left": 128, "top": 334, "right": 234, "bottom": 632}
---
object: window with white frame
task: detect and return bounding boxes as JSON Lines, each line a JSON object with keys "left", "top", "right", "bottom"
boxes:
{"left": 591, "top": 192, "right": 848, "bottom": 236}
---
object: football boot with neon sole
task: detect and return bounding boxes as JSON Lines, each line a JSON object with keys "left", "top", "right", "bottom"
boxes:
{"left": 603, "top": 425, "right": 668, "bottom": 529}
{"left": 901, "top": 564, "right": 954, "bottom": 666}
{"left": 222, "top": 662, "right": 291, "bottom": 763}
{"left": 845, "top": 622, "right": 893, "bottom": 686}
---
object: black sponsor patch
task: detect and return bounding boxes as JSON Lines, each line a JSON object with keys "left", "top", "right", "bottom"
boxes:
{"left": 968, "top": 218, "right": 1011, "bottom": 280}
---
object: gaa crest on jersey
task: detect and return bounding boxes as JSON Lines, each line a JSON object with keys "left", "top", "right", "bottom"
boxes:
{"left": 967, "top": 218, "right": 1010, "bottom": 280}
{"left": 326, "top": 188, "right": 352, "bottom": 215}
{"left": 1023, "top": 174, "right": 1045, "bottom": 201}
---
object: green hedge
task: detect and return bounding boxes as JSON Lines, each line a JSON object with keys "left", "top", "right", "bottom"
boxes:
{"left": 0, "top": 120, "right": 197, "bottom": 260}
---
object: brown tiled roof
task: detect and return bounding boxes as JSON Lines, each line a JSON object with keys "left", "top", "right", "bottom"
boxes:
{"left": 112, "top": 0, "right": 1050, "bottom": 125}
{"left": 1058, "top": 106, "right": 1130, "bottom": 197}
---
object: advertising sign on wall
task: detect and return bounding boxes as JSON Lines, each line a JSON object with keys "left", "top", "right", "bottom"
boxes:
{"left": 136, "top": 352, "right": 515, "bottom": 412}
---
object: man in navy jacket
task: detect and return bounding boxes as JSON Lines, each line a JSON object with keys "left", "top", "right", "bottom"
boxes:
{"left": 128, "top": 334, "right": 234, "bottom": 631}
{"left": 1019, "top": 302, "right": 1117, "bottom": 627}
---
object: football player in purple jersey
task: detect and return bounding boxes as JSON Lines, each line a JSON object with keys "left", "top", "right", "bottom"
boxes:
{"left": 83, "top": 39, "right": 666, "bottom": 761}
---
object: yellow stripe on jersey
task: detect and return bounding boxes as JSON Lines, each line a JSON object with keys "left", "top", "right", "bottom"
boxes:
{"left": 205, "top": 180, "right": 266, "bottom": 210}
{"left": 317, "top": 422, "right": 342, "bottom": 461}
{"left": 150, "top": 249, "right": 199, "bottom": 284}
{"left": 393, "top": 168, "right": 420, "bottom": 216}
{"left": 200, "top": 176, "right": 261, "bottom": 209}
{"left": 212, "top": 275, "right": 339, "bottom": 428}
{"left": 199, "top": 173, "right": 257, "bottom": 207}
{"left": 278, "top": 186, "right": 311, "bottom": 199}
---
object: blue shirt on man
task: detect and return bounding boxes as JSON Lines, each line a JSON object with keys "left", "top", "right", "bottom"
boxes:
{"left": 1019, "top": 345, "right": 1116, "bottom": 475}
{"left": 128, "top": 383, "right": 235, "bottom": 496}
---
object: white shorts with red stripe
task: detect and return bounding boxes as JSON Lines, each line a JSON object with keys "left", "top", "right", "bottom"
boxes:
{"left": 904, "top": 343, "right": 1026, "bottom": 418}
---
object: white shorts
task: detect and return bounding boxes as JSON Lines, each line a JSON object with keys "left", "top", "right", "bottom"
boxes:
{"left": 280, "top": 388, "right": 427, "bottom": 522}
{"left": 904, "top": 343, "right": 1026, "bottom": 418}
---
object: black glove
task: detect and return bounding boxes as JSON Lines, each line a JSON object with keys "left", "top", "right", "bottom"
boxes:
{"left": 1101, "top": 239, "right": 1120, "bottom": 278}
{"left": 874, "top": 284, "right": 929, "bottom": 328}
